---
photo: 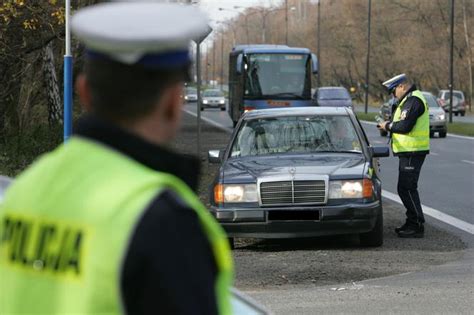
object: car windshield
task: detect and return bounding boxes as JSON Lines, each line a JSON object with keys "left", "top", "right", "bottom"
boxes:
{"left": 203, "top": 90, "right": 224, "bottom": 97}
{"left": 318, "top": 88, "right": 350, "bottom": 100}
{"left": 422, "top": 93, "right": 441, "bottom": 108}
{"left": 244, "top": 53, "right": 310, "bottom": 99}
{"left": 230, "top": 116, "right": 362, "bottom": 157}
{"left": 186, "top": 88, "right": 197, "bottom": 94}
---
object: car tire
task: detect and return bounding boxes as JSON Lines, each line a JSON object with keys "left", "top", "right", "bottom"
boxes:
{"left": 429, "top": 131, "right": 435, "bottom": 138}
{"left": 220, "top": 107, "right": 226, "bottom": 111}
{"left": 439, "top": 131, "right": 447, "bottom": 138}
{"left": 455, "top": 112, "right": 459, "bottom": 116}
{"left": 359, "top": 207, "right": 383, "bottom": 247}
{"left": 200, "top": 107, "right": 204, "bottom": 111}
{"left": 379, "top": 130, "right": 387, "bottom": 137}
{"left": 228, "top": 237, "right": 235, "bottom": 250}
{"left": 461, "top": 111, "right": 466, "bottom": 117}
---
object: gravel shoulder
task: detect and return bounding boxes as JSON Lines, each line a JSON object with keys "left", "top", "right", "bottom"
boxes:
{"left": 173, "top": 112, "right": 467, "bottom": 290}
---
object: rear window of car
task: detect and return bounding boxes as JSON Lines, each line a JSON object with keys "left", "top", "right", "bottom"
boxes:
{"left": 440, "top": 91, "right": 464, "bottom": 100}
{"left": 186, "top": 88, "right": 197, "bottom": 94}
{"left": 318, "top": 88, "right": 350, "bottom": 100}
{"left": 230, "top": 115, "right": 362, "bottom": 157}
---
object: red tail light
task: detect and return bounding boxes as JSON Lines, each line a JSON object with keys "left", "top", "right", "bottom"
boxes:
{"left": 244, "top": 106, "right": 256, "bottom": 112}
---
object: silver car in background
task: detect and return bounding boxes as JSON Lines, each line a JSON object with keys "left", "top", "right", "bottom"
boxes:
{"left": 201, "top": 89, "right": 226, "bottom": 111}
{"left": 422, "top": 91, "right": 447, "bottom": 138}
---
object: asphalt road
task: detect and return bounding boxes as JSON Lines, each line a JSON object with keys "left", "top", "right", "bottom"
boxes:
{"left": 185, "top": 102, "right": 474, "bottom": 227}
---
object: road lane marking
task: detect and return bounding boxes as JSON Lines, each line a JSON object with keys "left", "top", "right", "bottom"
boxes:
{"left": 382, "top": 190, "right": 474, "bottom": 235}
{"left": 461, "top": 160, "right": 474, "bottom": 165}
{"left": 183, "top": 109, "right": 233, "bottom": 133}
{"left": 430, "top": 152, "right": 439, "bottom": 156}
{"left": 359, "top": 120, "right": 474, "bottom": 140}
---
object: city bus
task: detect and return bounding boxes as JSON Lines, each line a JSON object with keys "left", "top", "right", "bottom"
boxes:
{"left": 228, "top": 45, "right": 318, "bottom": 127}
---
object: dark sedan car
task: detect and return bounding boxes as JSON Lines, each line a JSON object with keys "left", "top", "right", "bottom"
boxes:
{"left": 313, "top": 87, "right": 353, "bottom": 110}
{"left": 208, "top": 107, "right": 389, "bottom": 248}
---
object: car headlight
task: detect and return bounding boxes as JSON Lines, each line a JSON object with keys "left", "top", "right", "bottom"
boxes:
{"left": 203, "top": 100, "right": 208, "bottom": 104}
{"left": 219, "top": 100, "right": 225, "bottom": 104}
{"left": 437, "top": 113, "right": 445, "bottom": 120}
{"left": 214, "top": 184, "right": 258, "bottom": 203}
{"left": 329, "top": 179, "right": 373, "bottom": 199}
{"left": 184, "top": 96, "right": 189, "bottom": 100}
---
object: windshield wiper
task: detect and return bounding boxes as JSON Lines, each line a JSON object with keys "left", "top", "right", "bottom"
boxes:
{"left": 316, "top": 150, "right": 362, "bottom": 154}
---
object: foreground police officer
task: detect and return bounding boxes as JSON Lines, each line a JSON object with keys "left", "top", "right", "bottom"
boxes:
{"left": 378, "top": 74, "right": 429, "bottom": 238}
{"left": 0, "top": 2, "right": 233, "bottom": 314}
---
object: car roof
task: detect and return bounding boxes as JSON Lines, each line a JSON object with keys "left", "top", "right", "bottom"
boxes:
{"left": 439, "top": 89, "right": 463, "bottom": 93}
{"left": 243, "top": 107, "right": 351, "bottom": 120}
{"left": 231, "top": 45, "right": 311, "bottom": 55}
{"left": 317, "top": 86, "right": 348, "bottom": 90}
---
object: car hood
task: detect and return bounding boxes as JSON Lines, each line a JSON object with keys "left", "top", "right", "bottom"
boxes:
{"left": 429, "top": 107, "right": 444, "bottom": 115}
{"left": 222, "top": 154, "right": 366, "bottom": 183}
{"left": 203, "top": 96, "right": 225, "bottom": 101}
{"left": 317, "top": 99, "right": 352, "bottom": 107}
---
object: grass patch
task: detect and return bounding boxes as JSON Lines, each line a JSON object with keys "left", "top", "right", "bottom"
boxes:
{"left": 447, "top": 122, "right": 474, "bottom": 137}
{"left": 356, "top": 111, "right": 474, "bottom": 137}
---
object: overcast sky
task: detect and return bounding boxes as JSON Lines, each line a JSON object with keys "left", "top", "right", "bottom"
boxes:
{"left": 199, "top": 0, "right": 281, "bottom": 26}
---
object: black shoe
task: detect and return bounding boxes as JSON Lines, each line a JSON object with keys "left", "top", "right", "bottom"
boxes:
{"left": 395, "top": 223, "right": 409, "bottom": 234}
{"left": 397, "top": 225, "right": 424, "bottom": 238}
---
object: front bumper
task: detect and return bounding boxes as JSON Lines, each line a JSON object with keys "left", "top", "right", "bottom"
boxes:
{"left": 210, "top": 201, "right": 381, "bottom": 238}
{"left": 430, "top": 120, "right": 447, "bottom": 132}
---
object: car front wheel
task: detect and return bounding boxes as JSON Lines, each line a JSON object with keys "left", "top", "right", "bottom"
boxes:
{"left": 461, "top": 111, "right": 466, "bottom": 117}
{"left": 439, "top": 131, "right": 447, "bottom": 138}
{"left": 359, "top": 207, "right": 383, "bottom": 247}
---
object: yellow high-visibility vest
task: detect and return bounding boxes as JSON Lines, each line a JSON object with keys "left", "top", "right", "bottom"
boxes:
{"left": 0, "top": 137, "right": 233, "bottom": 314}
{"left": 392, "top": 90, "right": 430, "bottom": 153}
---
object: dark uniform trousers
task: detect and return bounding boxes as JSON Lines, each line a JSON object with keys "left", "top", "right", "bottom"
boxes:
{"left": 397, "top": 155, "right": 426, "bottom": 226}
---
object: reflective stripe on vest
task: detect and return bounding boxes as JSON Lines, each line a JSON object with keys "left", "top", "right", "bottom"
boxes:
{"left": 0, "top": 137, "right": 233, "bottom": 314}
{"left": 392, "top": 90, "right": 430, "bottom": 153}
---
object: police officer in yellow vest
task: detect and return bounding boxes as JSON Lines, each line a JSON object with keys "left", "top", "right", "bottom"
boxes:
{"left": 0, "top": 2, "right": 233, "bottom": 314}
{"left": 378, "top": 74, "right": 430, "bottom": 238}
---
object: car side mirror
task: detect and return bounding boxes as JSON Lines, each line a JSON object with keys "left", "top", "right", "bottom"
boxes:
{"left": 236, "top": 54, "right": 243, "bottom": 74}
{"left": 311, "top": 53, "right": 318, "bottom": 74}
{"left": 370, "top": 146, "right": 390, "bottom": 158}
{"left": 208, "top": 150, "right": 224, "bottom": 164}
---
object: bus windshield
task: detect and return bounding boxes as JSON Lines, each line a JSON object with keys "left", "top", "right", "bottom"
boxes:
{"left": 244, "top": 54, "right": 310, "bottom": 100}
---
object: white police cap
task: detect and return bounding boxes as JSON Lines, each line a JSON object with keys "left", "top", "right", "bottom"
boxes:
{"left": 382, "top": 73, "right": 407, "bottom": 92}
{"left": 71, "top": 1, "right": 209, "bottom": 67}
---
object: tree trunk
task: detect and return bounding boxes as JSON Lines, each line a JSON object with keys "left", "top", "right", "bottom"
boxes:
{"left": 17, "top": 52, "right": 41, "bottom": 133}
{"left": 43, "top": 41, "right": 63, "bottom": 125}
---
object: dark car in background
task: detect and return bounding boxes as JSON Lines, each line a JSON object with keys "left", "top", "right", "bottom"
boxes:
{"left": 378, "top": 92, "right": 447, "bottom": 138}
{"left": 208, "top": 107, "right": 389, "bottom": 248}
{"left": 313, "top": 87, "right": 353, "bottom": 110}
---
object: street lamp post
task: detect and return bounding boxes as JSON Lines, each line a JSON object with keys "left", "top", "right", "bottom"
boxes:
{"left": 285, "top": 0, "right": 289, "bottom": 45}
{"left": 317, "top": 0, "right": 321, "bottom": 86}
{"left": 364, "top": 0, "right": 372, "bottom": 114}
{"left": 449, "top": 0, "right": 455, "bottom": 123}
{"left": 220, "top": 33, "right": 224, "bottom": 90}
